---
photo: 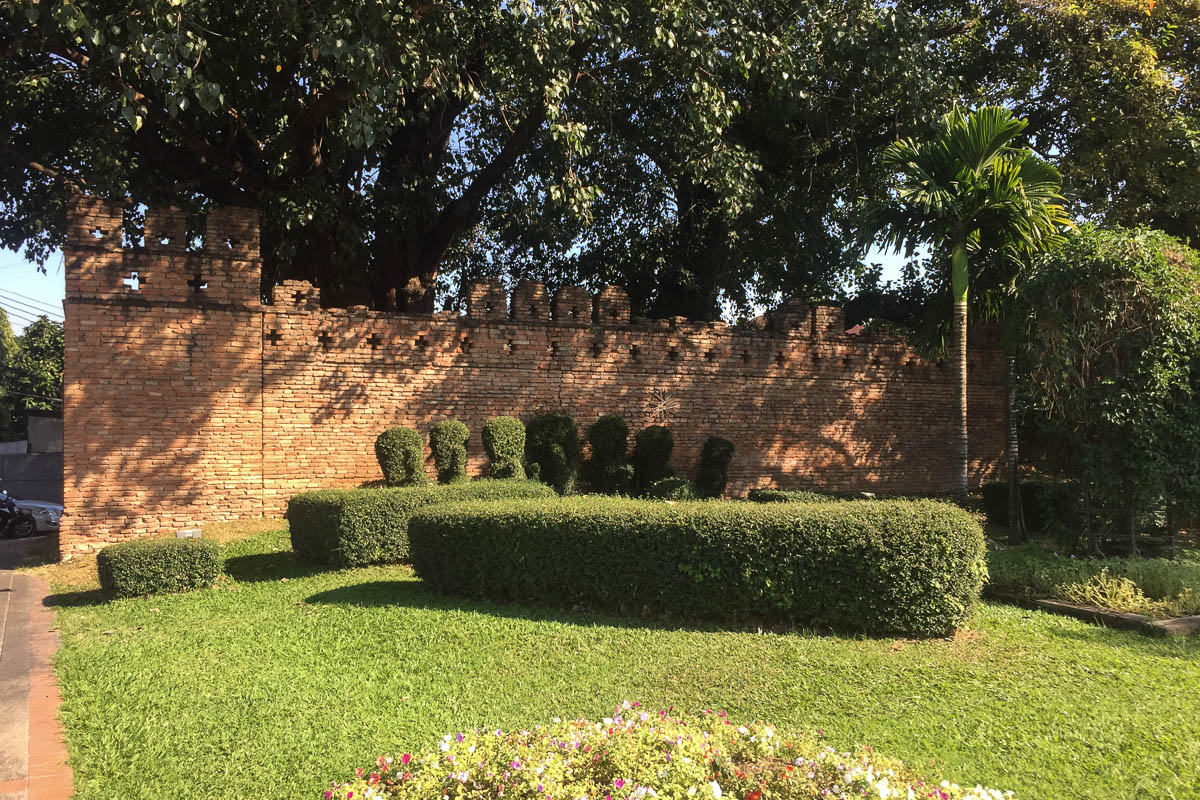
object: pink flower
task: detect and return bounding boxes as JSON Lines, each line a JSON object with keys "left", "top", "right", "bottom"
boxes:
{"left": 401, "top": 754, "right": 412, "bottom": 765}
{"left": 615, "top": 779, "right": 625, "bottom": 789}
{"left": 325, "top": 793, "right": 332, "bottom": 800}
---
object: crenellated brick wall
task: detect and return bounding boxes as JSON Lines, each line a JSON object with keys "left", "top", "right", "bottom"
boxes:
{"left": 61, "top": 195, "right": 1006, "bottom": 555}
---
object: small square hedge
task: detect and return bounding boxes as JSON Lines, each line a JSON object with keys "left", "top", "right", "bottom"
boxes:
{"left": 409, "top": 496, "right": 987, "bottom": 637}
{"left": 97, "top": 538, "right": 222, "bottom": 599}
{"left": 287, "top": 479, "right": 557, "bottom": 568}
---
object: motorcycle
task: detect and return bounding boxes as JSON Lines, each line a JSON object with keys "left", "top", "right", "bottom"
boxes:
{"left": 0, "top": 489, "right": 38, "bottom": 539}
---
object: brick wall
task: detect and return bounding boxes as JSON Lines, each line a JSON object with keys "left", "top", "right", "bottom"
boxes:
{"left": 61, "top": 196, "right": 1006, "bottom": 555}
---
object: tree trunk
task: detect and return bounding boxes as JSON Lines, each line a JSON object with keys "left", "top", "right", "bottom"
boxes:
{"left": 951, "top": 240, "right": 970, "bottom": 506}
{"left": 1006, "top": 353, "right": 1026, "bottom": 544}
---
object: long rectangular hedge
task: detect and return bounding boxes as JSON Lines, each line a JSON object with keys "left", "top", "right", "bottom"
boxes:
{"left": 409, "top": 497, "right": 987, "bottom": 637}
{"left": 287, "top": 479, "right": 557, "bottom": 567}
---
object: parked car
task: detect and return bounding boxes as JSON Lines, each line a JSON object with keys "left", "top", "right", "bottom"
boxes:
{"left": 12, "top": 497, "right": 61, "bottom": 534}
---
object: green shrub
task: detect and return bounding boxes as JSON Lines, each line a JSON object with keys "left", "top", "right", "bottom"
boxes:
{"left": 482, "top": 416, "right": 525, "bottom": 479}
{"left": 429, "top": 420, "right": 470, "bottom": 484}
{"left": 696, "top": 436, "right": 735, "bottom": 498}
{"left": 525, "top": 411, "right": 581, "bottom": 494}
{"left": 646, "top": 476, "right": 698, "bottom": 500}
{"left": 375, "top": 426, "right": 427, "bottom": 486}
{"left": 97, "top": 538, "right": 222, "bottom": 599}
{"left": 410, "top": 496, "right": 988, "bottom": 637}
{"left": 986, "top": 542, "right": 1200, "bottom": 617}
{"left": 747, "top": 487, "right": 843, "bottom": 503}
{"left": 287, "top": 479, "right": 556, "bottom": 567}
{"left": 631, "top": 425, "right": 673, "bottom": 494}
{"left": 583, "top": 414, "right": 631, "bottom": 494}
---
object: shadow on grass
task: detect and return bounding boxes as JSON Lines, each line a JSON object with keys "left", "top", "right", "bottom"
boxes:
{"left": 304, "top": 579, "right": 846, "bottom": 638}
{"left": 43, "top": 588, "right": 106, "bottom": 608}
{"left": 223, "top": 550, "right": 326, "bottom": 584}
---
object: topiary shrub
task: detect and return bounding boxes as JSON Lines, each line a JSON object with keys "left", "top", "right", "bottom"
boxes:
{"left": 410, "top": 496, "right": 987, "bottom": 637}
{"left": 482, "top": 416, "right": 525, "bottom": 479}
{"left": 287, "top": 479, "right": 556, "bottom": 567}
{"left": 429, "top": 420, "right": 470, "bottom": 484}
{"left": 525, "top": 411, "right": 581, "bottom": 494}
{"left": 583, "top": 414, "right": 632, "bottom": 494}
{"left": 97, "top": 538, "right": 222, "bottom": 599}
{"left": 747, "top": 488, "right": 845, "bottom": 504}
{"left": 375, "top": 426, "right": 427, "bottom": 486}
{"left": 329, "top": 707, "right": 1012, "bottom": 800}
{"left": 696, "top": 436, "right": 735, "bottom": 498}
{"left": 645, "top": 476, "right": 698, "bottom": 500}
{"left": 631, "top": 425, "right": 673, "bottom": 495}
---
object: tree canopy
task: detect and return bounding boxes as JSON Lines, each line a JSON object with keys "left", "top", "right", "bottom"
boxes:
{"left": 2, "top": 0, "right": 1196, "bottom": 317}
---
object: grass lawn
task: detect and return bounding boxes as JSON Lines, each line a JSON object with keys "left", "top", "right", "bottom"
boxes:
{"left": 36, "top": 524, "right": 1200, "bottom": 800}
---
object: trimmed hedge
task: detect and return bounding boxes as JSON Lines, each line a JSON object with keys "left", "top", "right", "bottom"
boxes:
{"left": 375, "top": 426, "right": 427, "bottom": 486}
{"left": 583, "top": 414, "right": 632, "bottom": 494}
{"left": 525, "top": 411, "right": 581, "bottom": 494}
{"left": 482, "top": 417, "right": 525, "bottom": 479}
{"left": 97, "top": 538, "right": 222, "bottom": 599}
{"left": 646, "top": 476, "right": 698, "bottom": 500}
{"left": 747, "top": 487, "right": 842, "bottom": 503}
{"left": 696, "top": 436, "right": 735, "bottom": 498}
{"left": 429, "top": 420, "right": 470, "bottom": 484}
{"left": 287, "top": 479, "right": 556, "bottom": 567}
{"left": 632, "top": 425, "right": 673, "bottom": 494}
{"left": 409, "top": 497, "right": 988, "bottom": 636}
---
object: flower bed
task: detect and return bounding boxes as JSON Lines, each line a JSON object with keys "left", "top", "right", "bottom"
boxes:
{"left": 326, "top": 705, "right": 1012, "bottom": 800}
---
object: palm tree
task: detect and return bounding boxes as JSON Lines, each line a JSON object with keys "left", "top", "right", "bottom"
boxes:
{"left": 868, "top": 106, "right": 1071, "bottom": 505}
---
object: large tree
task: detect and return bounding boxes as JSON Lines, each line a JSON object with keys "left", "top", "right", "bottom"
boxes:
{"left": 868, "top": 106, "right": 1070, "bottom": 504}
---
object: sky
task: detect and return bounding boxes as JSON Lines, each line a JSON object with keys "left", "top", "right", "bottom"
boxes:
{"left": 0, "top": 244, "right": 908, "bottom": 334}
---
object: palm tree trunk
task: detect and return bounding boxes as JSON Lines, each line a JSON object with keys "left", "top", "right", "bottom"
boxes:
{"left": 952, "top": 240, "right": 970, "bottom": 506}
{"left": 1006, "top": 353, "right": 1026, "bottom": 544}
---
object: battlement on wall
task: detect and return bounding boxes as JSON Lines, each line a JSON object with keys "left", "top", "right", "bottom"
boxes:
{"left": 66, "top": 196, "right": 935, "bottom": 354}
{"left": 65, "top": 195, "right": 261, "bottom": 308}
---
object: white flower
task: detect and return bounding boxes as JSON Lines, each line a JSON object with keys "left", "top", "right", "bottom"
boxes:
{"left": 709, "top": 781, "right": 722, "bottom": 799}
{"left": 688, "top": 788, "right": 697, "bottom": 796}
{"left": 439, "top": 741, "right": 450, "bottom": 752}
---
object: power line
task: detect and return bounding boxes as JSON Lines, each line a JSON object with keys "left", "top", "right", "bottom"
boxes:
{"left": 0, "top": 303, "right": 40, "bottom": 325}
{"left": 1, "top": 389, "right": 62, "bottom": 405}
{"left": 0, "top": 297, "right": 63, "bottom": 323}
{"left": 0, "top": 288, "right": 62, "bottom": 315}
{"left": 0, "top": 295, "right": 64, "bottom": 320}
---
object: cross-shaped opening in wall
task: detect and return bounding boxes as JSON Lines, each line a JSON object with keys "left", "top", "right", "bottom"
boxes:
{"left": 705, "top": 350, "right": 716, "bottom": 362}
{"left": 416, "top": 335, "right": 428, "bottom": 351}
{"left": 742, "top": 350, "right": 751, "bottom": 364}
{"left": 609, "top": 307, "right": 619, "bottom": 319}
{"left": 318, "top": 331, "right": 333, "bottom": 349}
{"left": 668, "top": 347, "right": 679, "bottom": 360}
{"left": 293, "top": 290, "right": 307, "bottom": 305}
{"left": 461, "top": 337, "right": 472, "bottom": 353}
{"left": 631, "top": 345, "right": 640, "bottom": 361}
{"left": 122, "top": 271, "right": 145, "bottom": 291}
{"left": 90, "top": 228, "right": 104, "bottom": 239}
{"left": 367, "top": 334, "right": 383, "bottom": 350}
{"left": 592, "top": 343, "right": 602, "bottom": 358}
{"left": 549, "top": 341, "right": 560, "bottom": 356}
{"left": 528, "top": 304, "right": 538, "bottom": 317}
{"left": 569, "top": 306, "right": 579, "bottom": 317}
{"left": 187, "top": 272, "right": 208, "bottom": 294}
{"left": 265, "top": 329, "right": 283, "bottom": 346}
{"left": 507, "top": 339, "right": 517, "bottom": 354}
{"left": 484, "top": 301, "right": 494, "bottom": 313}
{"left": 775, "top": 352, "right": 787, "bottom": 365}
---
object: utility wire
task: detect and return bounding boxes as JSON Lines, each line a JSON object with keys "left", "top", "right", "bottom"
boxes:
{"left": 0, "top": 288, "right": 63, "bottom": 315}
{"left": 0, "top": 297, "right": 63, "bottom": 322}
{"left": 1, "top": 388, "right": 63, "bottom": 405}
{"left": 0, "top": 303, "right": 40, "bottom": 325}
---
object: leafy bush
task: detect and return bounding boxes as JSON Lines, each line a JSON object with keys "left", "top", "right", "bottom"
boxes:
{"left": 646, "top": 476, "right": 698, "bottom": 500}
{"left": 287, "top": 479, "right": 556, "bottom": 567}
{"left": 327, "top": 705, "right": 1010, "bottom": 800}
{"left": 428, "top": 420, "right": 470, "bottom": 484}
{"left": 981, "top": 479, "right": 1071, "bottom": 532}
{"left": 583, "top": 414, "right": 632, "bottom": 494}
{"left": 986, "top": 542, "right": 1200, "bottom": 618}
{"left": 410, "top": 496, "right": 987, "bottom": 636}
{"left": 96, "top": 538, "right": 222, "bottom": 599}
{"left": 1019, "top": 226, "right": 1200, "bottom": 528}
{"left": 525, "top": 411, "right": 581, "bottom": 494}
{"left": 375, "top": 426, "right": 427, "bottom": 486}
{"left": 1060, "top": 569, "right": 1197, "bottom": 619}
{"left": 481, "top": 416, "right": 525, "bottom": 479}
{"left": 696, "top": 436, "right": 735, "bottom": 498}
{"left": 631, "top": 425, "right": 673, "bottom": 494}
{"left": 747, "top": 487, "right": 842, "bottom": 503}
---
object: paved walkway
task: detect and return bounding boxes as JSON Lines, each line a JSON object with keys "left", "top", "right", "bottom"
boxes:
{"left": 0, "top": 538, "right": 73, "bottom": 800}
